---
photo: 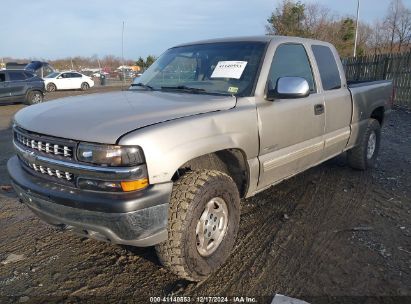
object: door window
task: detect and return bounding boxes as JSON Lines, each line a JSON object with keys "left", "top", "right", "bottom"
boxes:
{"left": 268, "top": 44, "right": 316, "bottom": 93}
{"left": 9, "top": 71, "right": 26, "bottom": 81}
{"left": 311, "top": 45, "right": 341, "bottom": 90}
{"left": 0, "top": 73, "right": 5, "bottom": 82}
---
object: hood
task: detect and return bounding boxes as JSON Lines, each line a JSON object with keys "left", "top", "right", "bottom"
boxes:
{"left": 14, "top": 91, "right": 236, "bottom": 144}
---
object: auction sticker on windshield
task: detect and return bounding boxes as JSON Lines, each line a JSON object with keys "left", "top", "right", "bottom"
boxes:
{"left": 211, "top": 61, "right": 248, "bottom": 79}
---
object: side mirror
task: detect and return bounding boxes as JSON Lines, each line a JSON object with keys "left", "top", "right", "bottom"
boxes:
{"left": 266, "top": 77, "right": 310, "bottom": 101}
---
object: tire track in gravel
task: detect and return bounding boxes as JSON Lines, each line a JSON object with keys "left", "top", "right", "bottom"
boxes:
{"left": 280, "top": 169, "right": 370, "bottom": 297}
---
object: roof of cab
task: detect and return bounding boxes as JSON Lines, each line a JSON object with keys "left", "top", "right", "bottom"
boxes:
{"left": 174, "top": 35, "right": 332, "bottom": 48}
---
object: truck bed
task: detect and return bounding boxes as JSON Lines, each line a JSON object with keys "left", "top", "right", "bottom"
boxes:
{"left": 347, "top": 80, "right": 392, "bottom": 124}
{"left": 345, "top": 80, "right": 393, "bottom": 149}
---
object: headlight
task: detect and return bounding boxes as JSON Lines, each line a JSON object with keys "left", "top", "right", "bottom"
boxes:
{"left": 77, "top": 143, "right": 144, "bottom": 167}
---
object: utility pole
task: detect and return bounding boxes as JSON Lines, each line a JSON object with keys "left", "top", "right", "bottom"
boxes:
{"left": 354, "top": 0, "right": 361, "bottom": 57}
{"left": 121, "top": 21, "right": 126, "bottom": 89}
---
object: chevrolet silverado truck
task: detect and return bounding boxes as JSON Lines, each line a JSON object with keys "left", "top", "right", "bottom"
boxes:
{"left": 7, "top": 36, "right": 393, "bottom": 281}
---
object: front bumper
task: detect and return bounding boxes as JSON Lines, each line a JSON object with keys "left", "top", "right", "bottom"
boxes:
{"left": 7, "top": 156, "right": 172, "bottom": 247}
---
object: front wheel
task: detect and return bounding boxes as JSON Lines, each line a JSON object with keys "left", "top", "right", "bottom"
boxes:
{"left": 46, "top": 83, "right": 56, "bottom": 92}
{"left": 155, "top": 170, "right": 240, "bottom": 281}
{"left": 26, "top": 91, "right": 43, "bottom": 105}
{"left": 81, "top": 82, "right": 90, "bottom": 91}
{"left": 347, "top": 118, "right": 381, "bottom": 170}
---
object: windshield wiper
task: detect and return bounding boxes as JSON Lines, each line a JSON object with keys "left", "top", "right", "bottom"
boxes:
{"left": 161, "top": 85, "right": 206, "bottom": 94}
{"left": 131, "top": 83, "right": 154, "bottom": 90}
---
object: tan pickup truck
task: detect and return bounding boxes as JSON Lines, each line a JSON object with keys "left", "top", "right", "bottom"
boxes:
{"left": 8, "top": 36, "right": 393, "bottom": 281}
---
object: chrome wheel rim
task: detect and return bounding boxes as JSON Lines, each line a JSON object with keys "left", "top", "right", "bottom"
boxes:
{"left": 196, "top": 197, "right": 228, "bottom": 257}
{"left": 82, "top": 83, "right": 89, "bottom": 90}
{"left": 48, "top": 84, "right": 55, "bottom": 92}
{"left": 32, "top": 93, "right": 42, "bottom": 103}
{"left": 367, "top": 131, "right": 377, "bottom": 159}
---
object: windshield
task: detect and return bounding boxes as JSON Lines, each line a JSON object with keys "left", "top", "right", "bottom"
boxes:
{"left": 131, "top": 42, "right": 267, "bottom": 96}
{"left": 45, "top": 72, "right": 60, "bottom": 78}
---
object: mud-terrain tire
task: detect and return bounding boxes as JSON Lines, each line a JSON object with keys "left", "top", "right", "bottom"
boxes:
{"left": 81, "top": 82, "right": 90, "bottom": 91}
{"left": 155, "top": 170, "right": 240, "bottom": 281}
{"left": 47, "top": 83, "right": 56, "bottom": 92}
{"left": 26, "top": 91, "right": 43, "bottom": 105}
{"left": 347, "top": 118, "right": 381, "bottom": 170}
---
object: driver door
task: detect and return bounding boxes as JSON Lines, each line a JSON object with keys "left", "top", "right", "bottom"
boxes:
{"left": 57, "top": 73, "right": 71, "bottom": 89}
{"left": 257, "top": 43, "right": 325, "bottom": 190}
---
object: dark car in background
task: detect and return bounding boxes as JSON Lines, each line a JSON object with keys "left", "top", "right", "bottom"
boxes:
{"left": 0, "top": 69, "right": 45, "bottom": 105}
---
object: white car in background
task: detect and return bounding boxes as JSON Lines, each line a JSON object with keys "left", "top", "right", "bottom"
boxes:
{"left": 43, "top": 71, "right": 94, "bottom": 92}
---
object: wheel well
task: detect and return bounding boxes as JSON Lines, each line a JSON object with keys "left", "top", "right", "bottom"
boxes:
{"left": 173, "top": 149, "right": 249, "bottom": 198}
{"left": 371, "top": 107, "right": 385, "bottom": 125}
{"left": 25, "top": 89, "right": 42, "bottom": 99}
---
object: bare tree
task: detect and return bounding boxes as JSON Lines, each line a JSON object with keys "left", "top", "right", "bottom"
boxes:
{"left": 385, "top": 0, "right": 402, "bottom": 52}
{"left": 369, "top": 20, "right": 389, "bottom": 54}
{"left": 301, "top": 3, "right": 334, "bottom": 40}
{"left": 395, "top": 6, "right": 411, "bottom": 51}
{"left": 357, "top": 22, "right": 374, "bottom": 55}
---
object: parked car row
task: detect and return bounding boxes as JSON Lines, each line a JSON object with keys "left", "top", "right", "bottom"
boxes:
{"left": 0, "top": 70, "right": 94, "bottom": 105}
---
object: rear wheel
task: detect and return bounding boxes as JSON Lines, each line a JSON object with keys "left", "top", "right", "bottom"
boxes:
{"left": 155, "top": 170, "right": 240, "bottom": 281}
{"left": 81, "top": 82, "right": 90, "bottom": 91}
{"left": 26, "top": 91, "right": 43, "bottom": 105}
{"left": 46, "top": 83, "right": 56, "bottom": 92}
{"left": 347, "top": 118, "right": 381, "bottom": 170}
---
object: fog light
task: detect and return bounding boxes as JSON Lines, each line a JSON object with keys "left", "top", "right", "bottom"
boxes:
{"left": 121, "top": 179, "right": 149, "bottom": 192}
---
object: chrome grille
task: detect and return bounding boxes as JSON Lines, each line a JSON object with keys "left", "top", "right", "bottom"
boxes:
{"left": 27, "top": 162, "right": 74, "bottom": 181}
{"left": 15, "top": 131, "right": 73, "bottom": 158}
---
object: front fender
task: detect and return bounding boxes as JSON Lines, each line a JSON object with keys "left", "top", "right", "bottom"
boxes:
{"left": 118, "top": 99, "right": 259, "bottom": 184}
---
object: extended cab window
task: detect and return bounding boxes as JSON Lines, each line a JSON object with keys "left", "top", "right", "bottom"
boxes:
{"left": 311, "top": 45, "right": 341, "bottom": 90}
{"left": 268, "top": 44, "right": 316, "bottom": 93}
{"left": 9, "top": 71, "right": 26, "bottom": 81}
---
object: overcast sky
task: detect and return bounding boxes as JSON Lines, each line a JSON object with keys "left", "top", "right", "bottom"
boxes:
{"left": 0, "top": 0, "right": 408, "bottom": 60}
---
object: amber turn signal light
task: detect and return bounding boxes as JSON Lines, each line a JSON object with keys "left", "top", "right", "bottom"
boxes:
{"left": 121, "top": 178, "right": 149, "bottom": 192}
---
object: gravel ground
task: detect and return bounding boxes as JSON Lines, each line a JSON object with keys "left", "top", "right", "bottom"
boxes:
{"left": 0, "top": 89, "right": 410, "bottom": 304}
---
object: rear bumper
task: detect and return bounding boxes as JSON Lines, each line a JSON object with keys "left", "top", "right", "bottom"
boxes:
{"left": 7, "top": 156, "right": 172, "bottom": 247}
